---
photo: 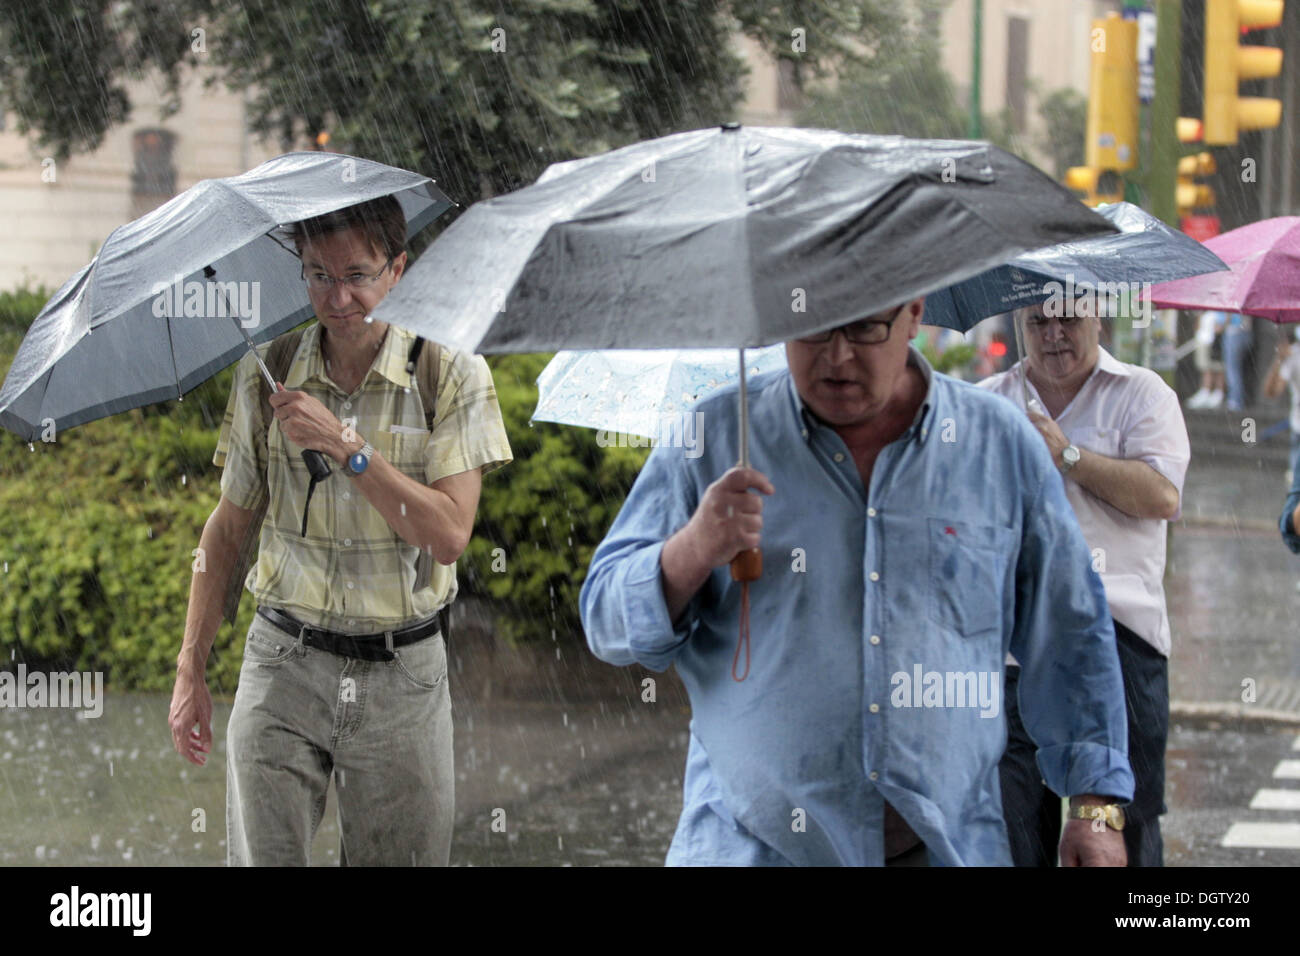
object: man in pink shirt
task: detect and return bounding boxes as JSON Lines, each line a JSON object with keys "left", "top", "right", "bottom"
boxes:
{"left": 979, "top": 298, "right": 1190, "bottom": 867}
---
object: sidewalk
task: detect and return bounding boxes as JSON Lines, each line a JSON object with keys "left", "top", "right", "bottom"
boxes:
{"left": 1170, "top": 401, "right": 1300, "bottom": 721}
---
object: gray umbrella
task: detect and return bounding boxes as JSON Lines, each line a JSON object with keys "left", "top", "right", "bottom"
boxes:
{"left": 369, "top": 124, "right": 1116, "bottom": 352}
{"left": 0, "top": 151, "right": 451, "bottom": 441}
{"left": 369, "top": 124, "right": 1116, "bottom": 670}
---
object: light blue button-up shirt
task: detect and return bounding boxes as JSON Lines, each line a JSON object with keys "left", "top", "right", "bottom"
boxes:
{"left": 580, "top": 347, "right": 1134, "bottom": 866}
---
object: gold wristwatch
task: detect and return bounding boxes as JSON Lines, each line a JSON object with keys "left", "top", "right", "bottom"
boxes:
{"left": 1068, "top": 802, "right": 1126, "bottom": 831}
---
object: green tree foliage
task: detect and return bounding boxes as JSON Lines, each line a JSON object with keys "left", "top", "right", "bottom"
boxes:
{"left": 459, "top": 354, "right": 647, "bottom": 644}
{"left": 0, "top": 0, "right": 908, "bottom": 202}
{"left": 1035, "top": 87, "right": 1087, "bottom": 180}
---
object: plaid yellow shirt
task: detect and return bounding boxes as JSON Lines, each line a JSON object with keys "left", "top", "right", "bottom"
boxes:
{"left": 213, "top": 321, "right": 512, "bottom": 632}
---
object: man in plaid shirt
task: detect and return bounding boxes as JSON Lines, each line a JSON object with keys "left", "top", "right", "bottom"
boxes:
{"left": 167, "top": 196, "right": 511, "bottom": 865}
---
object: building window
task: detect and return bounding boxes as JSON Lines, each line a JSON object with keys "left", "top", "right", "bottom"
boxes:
{"left": 1006, "top": 16, "right": 1030, "bottom": 133}
{"left": 131, "top": 128, "right": 177, "bottom": 217}
{"left": 777, "top": 58, "right": 803, "bottom": 112}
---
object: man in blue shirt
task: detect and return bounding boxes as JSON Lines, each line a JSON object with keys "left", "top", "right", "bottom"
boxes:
{"left": 580, "top": 297, "right": 1134, "bottom": 866}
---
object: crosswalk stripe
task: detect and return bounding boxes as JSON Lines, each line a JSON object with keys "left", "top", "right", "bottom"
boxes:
{"left": 1221, "top": 822, "right": 1300, "bottom": 849}
{"left": 1274, "top": 759, "right": 1300, "bottom": 779}
{"left": 1248, "top": 789, "right": 1300, "bottom": 810}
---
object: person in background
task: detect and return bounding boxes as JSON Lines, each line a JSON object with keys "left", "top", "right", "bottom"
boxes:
{"left": 980, "top": 299, "right": 1189, "bottom": 867}
{"left": 1186, "top": 310, "right": 1226, "bottom": 410}
{"left": 1262, "top": 326, "right": 1300, "bottom": 485}
{"left": 1221, "top": 312, "right": 1252, "bottom": 412}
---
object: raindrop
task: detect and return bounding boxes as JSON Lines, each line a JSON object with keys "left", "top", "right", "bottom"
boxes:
{"left": 27, "top": 443, "right": 33, "bottom": 452}
{"left": 364, "top": 315, "right": 374, "bottom": 324}
{"left": 181, "top": 474, "right": 187, "bottom": 486}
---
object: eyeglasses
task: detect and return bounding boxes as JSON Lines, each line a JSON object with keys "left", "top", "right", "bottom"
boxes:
{"left": 302, "top": 258, "right": 393, "bottom": 292}
{"left": 796, "top": 304, "right": 906, "bottom": 346}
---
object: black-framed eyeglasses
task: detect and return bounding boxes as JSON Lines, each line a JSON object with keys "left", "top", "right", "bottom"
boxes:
{"left": 796, "top": 304, "right": 907, "bottom": 346}
{"left": 302, "top": 258, "right": 393, "bottom": 292}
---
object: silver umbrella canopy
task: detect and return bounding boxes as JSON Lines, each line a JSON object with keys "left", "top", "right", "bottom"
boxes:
{"left": 0, "top": 151, "right": 451, "bottom": 441}
{"left": 369, "top": 125, "right": 1116, "bottom": 677}
{"left": 369, "top": 124, "right": 1117, "bottom": 352}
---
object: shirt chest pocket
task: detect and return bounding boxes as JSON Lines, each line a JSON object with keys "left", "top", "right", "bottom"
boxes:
{"left": 926, "top": 517, "right": 1015, "bottom": 639}
{"left": 374, "top": 426, "right": 431, "bottom": 482}
{"left": 1069, "top": 425, "right": 1121, "bottom": 458}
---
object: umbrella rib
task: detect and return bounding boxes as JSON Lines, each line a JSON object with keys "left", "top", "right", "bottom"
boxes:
{"left": 165, "top": 313, "right": 182, "bottom": 401}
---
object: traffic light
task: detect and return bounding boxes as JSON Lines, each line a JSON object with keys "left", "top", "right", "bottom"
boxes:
{"left": 1085, "top": 13, "right": 1139, "bottom": 171}
{"left": 1176, "top": 152, "right": 1217, "bottom": 216}
{"left": 1203, "top": 0, "right": 1285, "bottom": 145}
{"left": 1065, "top": 14, "right": 1137, "bottom": 207}
{"left": 1064, "top": 167, "right": 1126, "bottom": 206}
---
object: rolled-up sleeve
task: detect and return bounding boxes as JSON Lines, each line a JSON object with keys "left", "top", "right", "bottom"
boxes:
{"left": 1121, "top": 383, "right": 1190, "bottom": 519}
{"left": 212, "top": 350, "right": 269, "bottom": 513}
{"left": 427, "top": 351, "right": 512, "bottom": 483}
{"left": 579, "top": 444, "right": 702, "bottom": 672}
{"left": 1009, "top": 464, "right": 1136, "bottom": 803}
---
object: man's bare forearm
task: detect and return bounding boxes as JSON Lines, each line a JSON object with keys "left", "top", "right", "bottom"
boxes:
{"left": 179, "top": 518, "right": 243, "bottom": 675}
{"left": 337, "top": 437, "right": 470, "bottom": 564}
{"left": 1068, "top": 449, "right": 1179, "bottom": 520}
{"left": 660, "top": 528, "right": 713, "bottom": 624}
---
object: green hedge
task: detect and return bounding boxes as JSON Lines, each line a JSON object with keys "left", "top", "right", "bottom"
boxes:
{"left": 0, "top": 287, "right": 647, "bottom": 689}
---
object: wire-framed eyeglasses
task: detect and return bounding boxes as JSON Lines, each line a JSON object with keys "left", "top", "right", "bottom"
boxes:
{"left": 302, "top": 258, "right": 393, "bottom": 292}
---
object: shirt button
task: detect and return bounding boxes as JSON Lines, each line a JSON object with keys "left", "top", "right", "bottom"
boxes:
{"left": 868, "top": 771, "right": 879, "bottom": 782}
{"left": 343, "top": 538, "right": 352, "bottom": 546}
{"left": 869, "top": 703, "right": 880, "bottom": 714}
{"left": 801, "top": 428, "right": 809, "bottom": 439}
{"left": 833, "top": 452, "right": 845, "bottom": 462}
{"left": 346, "top": 582, "right": 355, "bottom": 590}
{"left": 342, "top": 491, "right": 351, "bottom": 501}
{"left": 867, "top": 507, "right": 877, "bottom": 517}
{"left": 869, "top": 634, "right": 881, "bottom": 645}
{"left": 343, "top": 401, "right": 352, "bottom": 410}
{"left": 869, "top": 571, "right": 880, "bottom": 582}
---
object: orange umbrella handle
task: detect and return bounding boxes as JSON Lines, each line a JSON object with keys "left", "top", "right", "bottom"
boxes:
{"left": 730, "top": 547, "right": 762, "bottom": 582}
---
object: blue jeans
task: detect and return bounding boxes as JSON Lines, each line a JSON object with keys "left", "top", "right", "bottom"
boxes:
{"left": 225, "top": 612, "right": 454, "bottom": 865}
{"left": 1223, "top": 326, "right": 1251, "bottom": 408}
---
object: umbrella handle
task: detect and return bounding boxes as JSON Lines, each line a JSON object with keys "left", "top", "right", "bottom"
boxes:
{"left": 730, "top": 548, "right": 762, "bottom": 582}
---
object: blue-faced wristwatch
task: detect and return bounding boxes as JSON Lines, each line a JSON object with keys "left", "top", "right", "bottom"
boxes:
{"left": 346, "top": 441, "right": 375, "bottom": 477}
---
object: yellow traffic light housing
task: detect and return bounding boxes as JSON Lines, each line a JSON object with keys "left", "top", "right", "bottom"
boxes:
{"left": 1204, "top": 0, "right": 1285, "bottom": 145}
{"left": 1065, "top": 167, "right": 1125, "bottom": 206}
{"left": 1085, "top": 13, "right": 1139, "bottom": 171}
{"left": 1176, "top": 152, "right": 1217, "bottom": 216}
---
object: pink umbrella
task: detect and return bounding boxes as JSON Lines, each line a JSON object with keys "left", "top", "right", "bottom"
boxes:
{"left": 1148, "top": 217, "right": 1300, "bottom": 322}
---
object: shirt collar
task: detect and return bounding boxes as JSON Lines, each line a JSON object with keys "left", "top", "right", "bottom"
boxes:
{"left": 1093, "top": 346, "right": 1132, "bottom": 378}
{"left": 287, "top": 321, "right": 415, "bottom": 391}
{"left": 787, "top": 345, "right": 936, "bottom": 445}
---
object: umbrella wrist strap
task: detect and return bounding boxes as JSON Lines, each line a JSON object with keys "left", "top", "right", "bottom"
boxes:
{"left": 301, "top": 474, "right": 324, "bottom": 537}
{"left": 732, "top": 583, "right": 751, "bottom": 682}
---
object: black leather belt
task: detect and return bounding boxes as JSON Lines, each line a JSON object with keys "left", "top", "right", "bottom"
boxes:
{"left": 256, "top": 605, "right": 440, "bottom": 662}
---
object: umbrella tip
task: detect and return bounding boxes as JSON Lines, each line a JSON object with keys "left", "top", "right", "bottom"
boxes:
{"left": 720, "top": 122, "right": 741, "bottom": 132}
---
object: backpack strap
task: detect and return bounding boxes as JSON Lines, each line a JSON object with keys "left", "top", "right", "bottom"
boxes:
{"left": 405, "top": 335, "right": 445, "bottom": 626}
{"left": 405, "top": 335, "right": 441, "bottom": 430}
{"left": 219, "top": 328, "right": 306, "bottom": 627}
